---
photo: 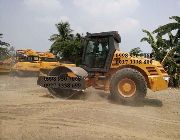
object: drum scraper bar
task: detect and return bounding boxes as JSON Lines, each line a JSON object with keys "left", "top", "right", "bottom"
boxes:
{"left": 37, "top": 75, "right": 85, "bottom": 90}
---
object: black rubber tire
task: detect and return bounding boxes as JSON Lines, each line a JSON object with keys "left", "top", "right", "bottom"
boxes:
{"left": 109, "top": 68, "right": 147, "bottom": 104}
{"left": 47, "top": 66, "right": 83, "bottom": 99}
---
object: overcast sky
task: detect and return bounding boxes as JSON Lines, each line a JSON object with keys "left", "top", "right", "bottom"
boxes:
{"left": 0, "top": 0, "right": 180, "bottom": 52}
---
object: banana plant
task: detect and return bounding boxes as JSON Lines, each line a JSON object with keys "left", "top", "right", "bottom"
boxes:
{"left": 141, "top": 16, "right": 180, "bottom": 87}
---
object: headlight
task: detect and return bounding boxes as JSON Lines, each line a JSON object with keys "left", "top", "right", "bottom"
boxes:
{"left": 163, "top": 76, "right": 170, "bottom": 81}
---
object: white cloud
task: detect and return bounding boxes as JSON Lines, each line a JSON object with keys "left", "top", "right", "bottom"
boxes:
{"left": 23, "top": 0, "right": 62, "bottom": 15}
{"left": 23, "top": 0, "right": 66, "bottom": 34}
{"left": 73, "top": 0, "right": 140, "bottom": 17}
{"left": 1, "top": 0, "right": 141, "bottom": 51}
{"left": 84, "top": 17, "right": 139, "bottom": 33}
{"left": 72, "top": 0, "right": 140, "bottom": 34}
{"left": 115, "top": 17, "right": 140, "bottom": 32}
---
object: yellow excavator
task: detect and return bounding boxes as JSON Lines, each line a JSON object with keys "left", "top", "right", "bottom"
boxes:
{"left": 37, "top": 31, "right": 169, "bottom": 104}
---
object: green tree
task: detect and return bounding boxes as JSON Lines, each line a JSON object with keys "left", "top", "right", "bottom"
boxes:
{"left": 153, "top": 16, "right": 180, "bottom": 87}
{"left": 49, "top": 21, "right": 73, "bottom": 42}
{"left": 141, "top": 16, "right": 180, "bottom": 87}
{"left": 49, "top": 21, "right": 84, "bottom": 65}
{"left": 0, "top": 33, "right": 10, "bottom": 47}
{"left": 153, "top": 16, "right": 180, "bottom": 67}
{"left": 140, "top": 30, "right": 164, "bottom": 61}
{"left": 0, "top": 33, "right": 11, "bottom": 60}
{"left": 129, "top": 47, "right": 142, "bottom": 56}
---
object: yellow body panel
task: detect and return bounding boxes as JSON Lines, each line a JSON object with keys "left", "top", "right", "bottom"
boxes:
{"left": 12, "top": 49, "right": 40, "bottom": 73}
{"left": 110, "top": 50, "right": 169, "bottom": 92}
{"left": 60, "top": 63, "right": 76, "bottom": 67}
{"left": 148, "top": 76, "right": 168, "bottom": 91}
{"left": 0, "top": 65, "right": 11, "bottom": 73}
{"left": 40, "top": 62, "right": 60, "bottom": 70}
{"left": 39, "top": 52, "right": 76, "bottom": 72}
{"left": 12, "top": 50, "right": 76, "bottom": 75}
{"left": 67, "top": 72, "right": 77, "bottom": 77}
{"left": 12, "top": 62, "right": 40, "bottom": 72}
{"left": 38, "top": 52, "right": 55, "bottom": 59}
{"left": 17, "top": 49, "right": 38, "bottom": 57}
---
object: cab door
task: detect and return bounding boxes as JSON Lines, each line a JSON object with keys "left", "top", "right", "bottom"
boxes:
{"left": 82, "top": 37, "right": 115, "bottom": 72}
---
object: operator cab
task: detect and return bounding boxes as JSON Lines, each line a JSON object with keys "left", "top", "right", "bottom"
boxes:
{"left": 16, "top": 54, "right": 39, "bottom": 62}
{"left": 26, "top": 55, "right": 39, "bottom": 62}
{"left": 82, "top": 31, "right": 121, "bottom": 72}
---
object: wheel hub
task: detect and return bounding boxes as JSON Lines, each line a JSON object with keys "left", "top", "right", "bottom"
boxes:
{"left": 118, "top": 78, "right": 136, "bottom": 97}
{"left": 122, "top": 83, "right": 132, "bottom": 92}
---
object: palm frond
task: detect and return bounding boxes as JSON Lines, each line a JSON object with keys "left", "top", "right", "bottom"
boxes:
{"left": 153, "top": 23, "right": 180, "bottom": 35}
{"left": 161, "top": 47, "right": 177, "bottom": 65}
{"left": 142, "top": 29, "right": 155, "bottom": 44}
{"left": 170, "top": 16, "right": 180, "bottom": 23}
{"left": 140, "top": 37, "right": 150, "bottom": 43}
{"left": 49, "top": 34, "right": 60, "bottom": 42}
{"left": 0, "top": 40, "right": 10, "bottom": 47}
{"left": 174, "top": 29, "right": 180, "bottom": 43}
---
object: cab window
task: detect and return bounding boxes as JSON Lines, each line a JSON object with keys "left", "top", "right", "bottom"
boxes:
{"left": 84, "top": 38, "right": 109, "bottom": 68}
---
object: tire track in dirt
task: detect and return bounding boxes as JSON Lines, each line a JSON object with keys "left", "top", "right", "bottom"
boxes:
{"left": 1, "top": 76, "right": 180, "bottom": 140}
{"left": 1, "top": 99, "right": 180, "bottom": 140}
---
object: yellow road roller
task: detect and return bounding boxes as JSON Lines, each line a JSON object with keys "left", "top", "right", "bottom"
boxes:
{"left": 37, "top": 31, "right": 169, "bottom": 103}
{"left": 11, "top": 49, "right": 40, "bottom": 76}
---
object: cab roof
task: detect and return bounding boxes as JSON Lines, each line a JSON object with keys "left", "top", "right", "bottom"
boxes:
{"left": 86, "top": 31, "right": 121, "bottom": 43}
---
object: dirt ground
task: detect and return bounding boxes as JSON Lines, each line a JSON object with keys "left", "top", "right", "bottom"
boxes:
{"left": 0, "top": 75, "right": 180, "bottom": 140}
